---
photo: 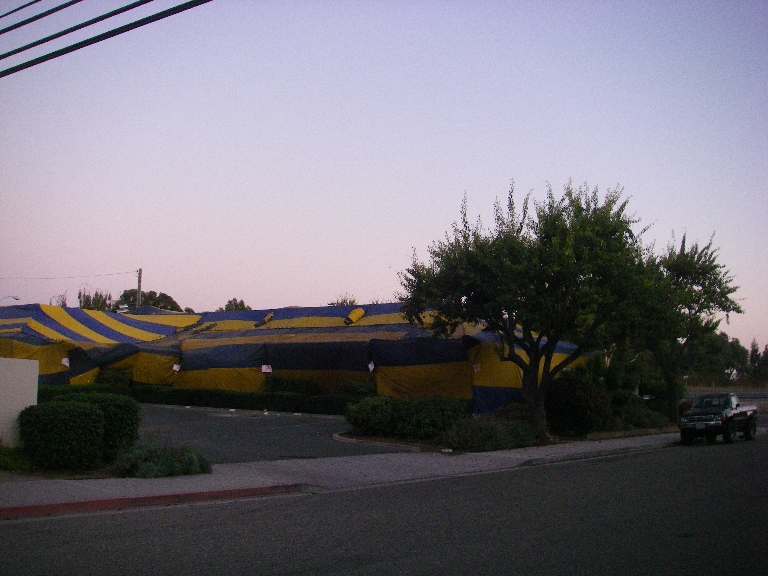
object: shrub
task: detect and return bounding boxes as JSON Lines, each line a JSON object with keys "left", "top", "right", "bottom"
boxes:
{"left": 264, "top": 375, "right": 320, "bottom": 396}
{"left": 491, "top": 401, "right": 532, "bottom": 423}
{"left": 38, "top": 383, "right": 129, "bottom": 403}
{"left": 438, "top": 417, "right": 535, "bottom": 451}
{"left": 545, "top": 370, "right": 612, "bottom": 435}
{"left": 114, "top": 439, "right": 212, "bottom": 478}
{"left": 392, "top": 396, "right": 470, "bottom": 440}
{"left": 346, "top": 396, "right": 396, "bottom": 436}
{"left": 18, "top": 402, "right": 104, "bottom": 470}
{"left": 346, "top": 395, "right": 469, "bottom": 440}
{"left": 54, "top": 393, "right": 141, "bottom": 462}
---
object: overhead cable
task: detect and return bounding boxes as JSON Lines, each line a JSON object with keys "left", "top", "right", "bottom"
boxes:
{"left": 0, "top": 0, "right": 44, "bottom": 21}
{"left": 0, "top": 270, "right": 138, "bottom": 280}
{"left": 0, "top": 0, "right": 84, "bottom": 36}
{"left": 0, "top": 0, "right": 156, "bottom": 62}
{"left": 0, "top": 0, "right": 213, "bottom": 79}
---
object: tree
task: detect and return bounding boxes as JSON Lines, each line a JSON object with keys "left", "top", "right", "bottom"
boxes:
{"left": 328, "top": 293, "right": 357, "bottom": 306}
{"left": 638, "top": 236, "right": 741, "bottom": 420}
{"left": 113, "top": 289, "right": 183, "bottom": 312}
{"left": 78, "top": 288, "right": 114, "bottom": 311}
{"left": 217, "top": 298, "right": 251, "bottom": 312}
{"left": 399, "top": 182, "right": 646, "bottom": 438}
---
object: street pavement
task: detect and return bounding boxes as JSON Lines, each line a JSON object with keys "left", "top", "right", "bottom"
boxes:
{"left": 1, "top": 405, "right": 761, "bottom": 520}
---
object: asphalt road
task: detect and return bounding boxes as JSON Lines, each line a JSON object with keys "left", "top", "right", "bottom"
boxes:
{"left": 2, "top": 432, "right": 766, "bottom": 575}
{"left": 138, "top": 404, "right": 411, "bottom": 463}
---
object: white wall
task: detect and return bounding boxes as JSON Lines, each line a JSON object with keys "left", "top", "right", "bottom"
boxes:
{"left": 0, "top": 357, "right": 38, "bottom": 448}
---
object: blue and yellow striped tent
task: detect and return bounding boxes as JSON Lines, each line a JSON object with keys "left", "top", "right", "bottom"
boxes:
{"left": 0, "top": 302, "right": 587, "bottom": 412}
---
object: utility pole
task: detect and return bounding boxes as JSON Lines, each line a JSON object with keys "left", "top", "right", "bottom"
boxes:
{"left": 136, "top": 268, "right": 142, "bottom": 308}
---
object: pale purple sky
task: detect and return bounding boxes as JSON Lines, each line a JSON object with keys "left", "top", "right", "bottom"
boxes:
{"left": 1, "top": 1, "right": 766, "bottom": 347}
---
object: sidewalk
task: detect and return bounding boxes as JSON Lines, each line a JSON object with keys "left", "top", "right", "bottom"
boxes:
{"left": 0, "top": 432, "right": 681, "bottom": 520}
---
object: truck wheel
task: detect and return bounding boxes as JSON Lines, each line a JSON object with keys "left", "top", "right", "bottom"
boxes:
{"left": 744, "top": 418, "right": 757, "bottom": 441}
{"left": 705, "top": 432, "right": 717, "bottom": 444}
{"left": 680, "top": 430, "right": 694, "bottom": 445}
{"left": 722, "top": 422, "right": 734, "bottom": 444}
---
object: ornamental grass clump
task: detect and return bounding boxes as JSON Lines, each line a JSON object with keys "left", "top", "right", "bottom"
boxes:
{"left": 114, "top": 438, "right": 212, "bottom": 478}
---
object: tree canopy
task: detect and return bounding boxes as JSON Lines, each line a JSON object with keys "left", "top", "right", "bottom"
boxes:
{"left": 399, "top": 181, "right": 741, "bottom": 435}
{"left": 217, "top": 298, "right": 251, "bottom": 312}
{"left": 114, "top": 289, "right": 183, "bottom": 312}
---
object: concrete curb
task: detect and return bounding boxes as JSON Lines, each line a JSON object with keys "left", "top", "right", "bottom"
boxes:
{"left": 0, "top": 484, "right": 304, "bottom": 520}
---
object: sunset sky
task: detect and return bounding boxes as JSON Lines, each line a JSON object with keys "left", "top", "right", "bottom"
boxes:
{"left": 1, "top": 1, "right": 766, "bottom": 347}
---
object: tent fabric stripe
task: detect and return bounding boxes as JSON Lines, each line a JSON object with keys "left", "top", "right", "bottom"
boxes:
{"left": 81, "top": 310, "right": 169, "bottom": 341}
{"left": 102, "top": 312, "right": 183, "bottom": 335}
{"left": 40, "top": 305, "right": 116, "bottom": 344}
{"left": 67, "top": 309, "right": 149, "bottom": 343}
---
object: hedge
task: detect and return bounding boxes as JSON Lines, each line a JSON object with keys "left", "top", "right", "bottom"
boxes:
{"left": 53, "top": 393, "right": 141, "bottom": 462}
{"left": 345, "top": 396, "right": 470, "bottom": 440}
{"left": 18, "top": 402, "right": 104, "bottom": 470}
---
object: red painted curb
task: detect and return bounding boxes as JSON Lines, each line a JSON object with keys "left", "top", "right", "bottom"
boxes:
{"left": 0, "top": 484, "right": 304, "bottom": 520}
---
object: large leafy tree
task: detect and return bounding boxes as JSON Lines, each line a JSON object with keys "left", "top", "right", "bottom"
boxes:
{"left": 114, "top": 289, "right": 183, "bottom": 312}
{"left": 399, "top": 182, "right": 646, "bottom": 438}
{"left": 641, "top": 236, "right": 742, "bottom": 420}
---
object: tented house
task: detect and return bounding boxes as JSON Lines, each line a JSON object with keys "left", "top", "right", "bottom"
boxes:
{"left": 0, "top": 302, "right": 586, "bottom": 413}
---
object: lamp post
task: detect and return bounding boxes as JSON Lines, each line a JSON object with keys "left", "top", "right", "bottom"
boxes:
{"left": 1, "top": 295, "right": 20, "bottom": 304}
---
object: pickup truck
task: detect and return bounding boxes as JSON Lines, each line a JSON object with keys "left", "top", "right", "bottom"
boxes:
{"left": 679, "top": 392, "right": 757, "bottom": 445}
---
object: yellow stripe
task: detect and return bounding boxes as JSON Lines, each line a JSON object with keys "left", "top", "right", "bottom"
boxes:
{"left": 26, "top": 319, "right": 72, "bottom": 342}
{"left": 40, "top": 304, "right": 115, "bottom": 344}
{"left": 354, "top": 313, "right": 409, "bottom": 326}
{"left": 0, "top": 327, "right": 21, "bottom": 334}
{"left": 260, "top": 317, "right": 347, "bottom": 329}
{"left": 126, "top": 314, "right": 201, "bottom": 328}
{"left": 82, "top": 310, "right": 163, "bottom": 342}
{"left": 0, "top": 317, "right": 31, "bottom": 325}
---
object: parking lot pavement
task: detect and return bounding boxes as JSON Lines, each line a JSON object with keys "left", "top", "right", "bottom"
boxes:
{"left": 138, "top": 404, "right": 412, "bottom": 463}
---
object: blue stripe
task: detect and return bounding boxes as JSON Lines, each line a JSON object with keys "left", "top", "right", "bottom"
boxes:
{"left": 67, "top": 309, "right": 141, "bottom": 343}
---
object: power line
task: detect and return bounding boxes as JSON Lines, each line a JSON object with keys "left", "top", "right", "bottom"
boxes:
{"left": 1, "top": 0, "right": 156, "bottom": 62}
{"left": 0, "top": 0, "right": 84, "bottom": 36}
{"left": 0, "top": 0, "right": 44, "bottom": 21}
{"left": 0, "top": 270, "right": 138, "bottom": 280}
{"left": 0, "top": 0, "right": 213, "bottom": 79}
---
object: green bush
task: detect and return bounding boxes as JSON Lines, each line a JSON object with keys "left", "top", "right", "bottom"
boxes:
{"left": 40, "top": 383, "right": 370, "bottom": 416}
{"left": 438, "top": 417, "right": 535, "bottom": 451}
{"left": 346, "top": 395, "right": 469, "bottom": 440}
{"left": 491, "top": 401, "right": 532, "bottom": 423}
{"left": 53, "top": 393, "right": 141, "bottom": 462}
{"left": 545, "top": 370, "right": 612, "bottom": 435}
{"left": 392, "top": 396, "right": 470, "bottom": 440}
{"left": 264, "top": 375, "right": 320, "bottom": 396}
{"left": 18, "top": 402, "right": 104, "bottom": 470}
{"left": 113, "top": 439, "right": 211, "bottom": 478}
{"left": 346, "top": 396, "right": 396, "bottom": 436}
{"left": 38, "top": 382, "right": 129, "bottom": 403}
